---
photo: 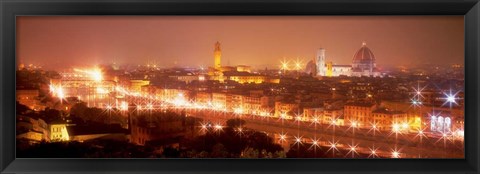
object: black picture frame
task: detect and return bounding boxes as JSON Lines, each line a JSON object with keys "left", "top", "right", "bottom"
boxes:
{"left": 1, "top": 0, "right": 479, "bottom": 173}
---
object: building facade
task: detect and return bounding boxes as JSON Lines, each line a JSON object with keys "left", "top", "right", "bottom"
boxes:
{"left": 315, "top": 42, "right": 381, "bottom": 77}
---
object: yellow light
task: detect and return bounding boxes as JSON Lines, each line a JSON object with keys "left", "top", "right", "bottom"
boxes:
{"left": 280, "top": 59, "right": 290, "bottom": 70}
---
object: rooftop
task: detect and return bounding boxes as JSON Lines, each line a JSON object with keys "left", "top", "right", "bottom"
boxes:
{"left": 372, "top": 108, "right": 405, "bottom": 115}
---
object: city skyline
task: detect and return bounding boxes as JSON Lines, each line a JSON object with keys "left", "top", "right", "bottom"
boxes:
{"left": 16, "top": 16, "right": 465, "bottom": 159}
{"left": 17, "top": 16, "right": 464, "bottom": 70}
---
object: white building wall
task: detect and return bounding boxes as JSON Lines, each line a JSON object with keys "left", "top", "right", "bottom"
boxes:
{"left": 316, "top": 48, "right": 326, "bottom": 76}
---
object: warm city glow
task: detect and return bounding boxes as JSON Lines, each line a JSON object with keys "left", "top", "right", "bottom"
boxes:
{"left": 74, "top": 67, "right": 103, "bottom": 82}
{"left": 16, "top": 17, "right": 465, "bottom": 159}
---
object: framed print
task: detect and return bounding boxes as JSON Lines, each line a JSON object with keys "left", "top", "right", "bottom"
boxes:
{"left": 1, "top": 0, "right": 479, "bottom": 173}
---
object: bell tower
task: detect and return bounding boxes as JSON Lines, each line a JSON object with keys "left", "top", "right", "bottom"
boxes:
{"left": 316, "top": 48, "right": 326, "bottom": 76}
{"left": 214, "top": 41, "right": 221, "bottom": 69}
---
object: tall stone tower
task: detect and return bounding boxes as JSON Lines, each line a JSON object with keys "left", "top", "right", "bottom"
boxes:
{"left": 316, "top": 48, "right": 326, "bottom": 76}
{"left": 214, "top": 41, "right": 222, "bottom": 69}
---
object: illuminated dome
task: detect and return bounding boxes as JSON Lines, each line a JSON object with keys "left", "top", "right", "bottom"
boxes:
{"left": 352, "top": 42, "right": 376, "bottom": 64}
{"left": 351, "top": 42, "right": 380, "bottom": 77}
{"left": 305, "top": 60, "right": 317, "bottom": 75}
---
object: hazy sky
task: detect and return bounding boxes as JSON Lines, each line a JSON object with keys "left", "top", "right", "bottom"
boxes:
{"left": 17, "top": 16, "right": 464, "bottom": 70}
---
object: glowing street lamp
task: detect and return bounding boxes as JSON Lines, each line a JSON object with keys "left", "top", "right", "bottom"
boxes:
{"left": 294, "top": 58, "right": 304, "bottom": 71}
{"left": 214, "top": 124, "right": 223, "bottom": 132}
{"left": 346, "top": 143, "right": 358, "bottom": 158}
{"left": 310, "top": 116, "right": 320, "bottom": 126}
{"left": 392, "top": 123, "right": 401, "bottom": 133}
{"left": 411, "top": 99, "right": 423, "bottom": 108}
{"left": 278, "top": 132, "right": 288, "bottom": 143}
{"left": 146, "top": 103, "right": 153, "bottom": 110}
{"left": 412, "top": 83, "right": 426, "bottom": 99}
{"left": 280, "top": 58, "right": 290, "bottom": 74}
{"left": 441, "top": 89, "right": 461, "bottom": 108}
{"left": 327, "top": 139, "right": 339, "bottom": 157}
{"left": 414, "top": 127, "right": 428, "bottom": 144}
{"left": 236, "top": 127, "right": 245, "bottom": 137}
{"left": 392, "top": 151, "right": 400, "bottom": 158}
{"left": 368, "top": 122, "right": 379, "bottom": 136}
{"left": 295, "top": 116, "right": 302, "bottom": 122}
{"left": 294, "top": 136, "right": 303, "bottom": 145}
{"left": 309, "top": 137, "right": 321, "bottom": 151}
{"left": 401, "top": 122, "right": 409, "bottom": 130}
{"left": 120, "top": 101, "right": 128, "bottom": 111}
{"left": 368, "top": 146, "right": 379, "bottom": 158}
{"left": 348, "top": 120, "right": 359, "bottom": 135}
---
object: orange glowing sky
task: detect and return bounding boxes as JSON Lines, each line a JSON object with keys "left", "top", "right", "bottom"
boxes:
{"left": 17, "top": 16, "right": 464, "bottom": 70}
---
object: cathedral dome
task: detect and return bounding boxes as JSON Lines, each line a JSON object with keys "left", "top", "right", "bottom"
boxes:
{"left": 305, "top": 60, "right": 317, "bottom": 75}
{"left": 352, "top": 42, "right": 375, "bottom": 64}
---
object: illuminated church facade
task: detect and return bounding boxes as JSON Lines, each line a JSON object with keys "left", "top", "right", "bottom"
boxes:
{"left": 307, "top": 42, "right": 381, "bottom": 77}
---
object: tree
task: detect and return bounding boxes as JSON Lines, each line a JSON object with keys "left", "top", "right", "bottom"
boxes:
{"left": 16, "top": 101, "right": 31, "bottom": 114}
{"left": 226, "top": 118, "right": 246, "bottom": 128}
{"left": 241, "top": 148, "right": 259, "bottom": 158}
{"left": 211, "top": 143, "right": 229, "bottom": 158}
{"left": 70, "top": 102, "right": 127, "bottom": 126}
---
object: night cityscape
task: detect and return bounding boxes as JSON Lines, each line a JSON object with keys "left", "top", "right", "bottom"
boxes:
{"left": 16, "top": 16, "right": 464, "bottom": 158}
